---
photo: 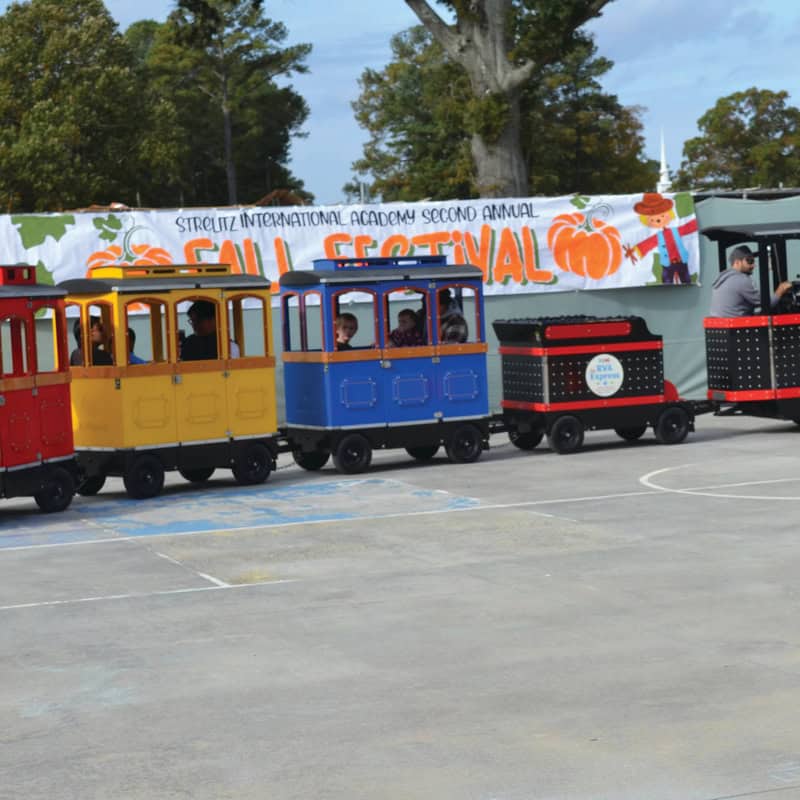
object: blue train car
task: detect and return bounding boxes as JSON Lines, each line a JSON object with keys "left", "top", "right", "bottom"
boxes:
{"left": 279, "top": 256, "right": 490, "bottom": 473}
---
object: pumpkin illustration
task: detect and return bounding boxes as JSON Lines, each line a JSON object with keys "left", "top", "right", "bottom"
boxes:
{"left": 547, "top": 210, "right": 623, "bottom": 280}
{"left": 86, "top": 226, "right": 173, "bottom": 275}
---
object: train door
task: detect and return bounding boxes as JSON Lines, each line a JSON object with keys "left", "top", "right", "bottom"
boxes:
{"left": 327, "top": 289, "right": 385, "bottom": 429}
{"left": 0, "top": 307, "right": 40, "bottom": 469}
{"left": 433, "top": 284, "right": 489, "bottom": 420}
{"left": 174, "top": 295, "right": 229, "bottom": 445}
{"left": 381, "top": 285, "right": 437, "bottom": 424}
{"left": 31, "top": 299, "right": 73, "bottom": 460}
{"left": 122, "top": 298, "right": 178, "bottom": 448}
{"left": 224, "top": 293, "right": 277, "bottom": 437}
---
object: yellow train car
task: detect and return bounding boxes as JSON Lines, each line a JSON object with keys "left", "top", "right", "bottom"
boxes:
{"left": 60, "top": 264, "right": 277, "bottom": 498}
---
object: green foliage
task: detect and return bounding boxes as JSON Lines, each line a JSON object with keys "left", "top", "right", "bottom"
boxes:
{"left": 524, "top": 40, "right": 657, "bottom": 195}
{"left": 675, "top": 88, "right": 800, "bottom": 190}
{"left": 143, "top": 0, "right": 312, "bottom": 206}
{"left": 0, "top": 0, "right": 154, "bottom": 211}
{"left": 349, "top": 21, "right": 656, "bottom": 201}
{"left": 347, "top": 28, "right": 475, "bottom": 202}
{"left": 11, "top": 214, "right": 76, "bottom": 248}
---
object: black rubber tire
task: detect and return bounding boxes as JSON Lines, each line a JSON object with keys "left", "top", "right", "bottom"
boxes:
{"left": 445, "top": 424, "right": 483, "bottom": 464}
{"left": 333, "top": 433, "right": 372, "bottom": 474}
{"left": 614, "top": 424, "right": 648, "bottom": 441}
{"left": 547, "top": 415, "right": 584, "bottom": 454}
{"left": 179, "top": 467, "right": 215, "bottom": 483}
{"left": 123, "top": 453, "right": 165, "bottom": 499}
{"left": 509, "top": 429, "right": 544, "bottom": 450}
{"left": 654, "top": 406, "right": 690, "bottom": 445}
{"left": 292, "top": 449, "right": 331, "bottom": 471}
{"left": 406, "top": 445, "right": 439, "bottom": 461}
{"left": 232, "top": 442, "right": 272, "bottom": 485}
{"left": 34, "top": 467, "right": 75, "bottom": 513}
{"left": 77, "top": 474, "right": 106, "bottom": 496}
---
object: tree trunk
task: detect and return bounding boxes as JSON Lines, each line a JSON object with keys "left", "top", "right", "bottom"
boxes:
{"left": 471, "top": 89, "right": 527, "bottom": 197}
{"left": 223, "top": 94, "right": 237, "bottom": 205}
{"left": 406, "top": 0, "right": 533, "bottom": 198}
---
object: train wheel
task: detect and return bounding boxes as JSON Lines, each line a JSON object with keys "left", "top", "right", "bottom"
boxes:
{"left": 34, "top": 467, "right": 75, "bottom": 513}
{"left": 654, "top": 406, "right": 690, "bottom": 445}
{"left": 333, "top": 434, "right": 372, "bottom": 474}
{"left": 406, "top": 445, "right": 439, "bottom": 461}
{"left": 508, "top": 429, "right": 544, "bottom": 450}
{"left": 547, "top": 415, "right": 584, "bottom": 454}
{"left": 445, "top": 424, "right": 483, "bottom": 464}
{"left": 292, "top": 449, "right": 330, "bottom": 471}
{"left": 179, "top": 467, "right": 215, "bottom": 483}
{"left": 77, "top": 474, "right": 106, "bottom": 496}
{"left": 123, "top": 454, "right": 165, "bottom": 499}
{"left": 614, "top": 424, "right": 648, "bottom": 441}
{"left": 232, "top": 443, "right": 272, "bottom": 485}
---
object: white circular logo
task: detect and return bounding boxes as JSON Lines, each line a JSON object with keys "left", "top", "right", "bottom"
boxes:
{"left": 585, "top": 354, "right": 624, "bottom": 397}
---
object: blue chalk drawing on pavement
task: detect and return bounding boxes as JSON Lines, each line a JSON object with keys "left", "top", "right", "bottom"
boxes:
{"left": 0, "top": 478, "right": 480, "bottom": 549}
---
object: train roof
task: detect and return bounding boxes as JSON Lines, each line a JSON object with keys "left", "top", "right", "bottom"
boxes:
{"left": 58, "top": 263, "right": 270, "bottom": 295}
{"left": 0, "top": 265, "right": 66, "bottom": 299}
{"left": 280, "top": 260, "right": 484, "bottom": 287}
{"left": 701, "top": 222, "right": 800, "bottom": 242}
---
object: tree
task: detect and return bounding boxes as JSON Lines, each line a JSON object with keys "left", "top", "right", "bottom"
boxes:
{"left": 347, "top": 27, "right": 475, "bottom": 202}
{"left": 0, "top": 0, "right": 150, "bottom": 211}
{"left": 146, "top": 0, "right": 312, "bottom": 206}
{"left": 675, "top": 88, "right": 800, "bottom": 191}
{"left": 404, "top": 0, "right": 612, "bottom": 197}
{"left": 349, "top": 25, "right": 655, "bottom": 201}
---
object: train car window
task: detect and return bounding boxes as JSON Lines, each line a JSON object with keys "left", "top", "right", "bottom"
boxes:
{"left": 176, "top": 297, "right": 221, "bottom": 361}
{"left": 436, "top": 285, "right": 478, "bottom": 345}
{"left": 0, "top": 316, "right": 30, "bottom": 376}
{"left": 67, "top": 303, "right": 114, "bottom": 367}
{"left": 33, "top": 304, "right": 65, "bottom": 373}
{"left": 384, "top": 287, "right": 429, "bottom": 348}
{"left": 125, "top": 299, "right": 168, "bottom": 365}
{"left": 303, "top": 291, "right": 324, "bottom": 351}
{"left": 282, "top": 293, "right": 303, "bottom": 352}
{"left": 227, "top": 296, "right": 267, "bottom": 358}
{"left": 331, "top": 290, "right": 378, "bottom": 351}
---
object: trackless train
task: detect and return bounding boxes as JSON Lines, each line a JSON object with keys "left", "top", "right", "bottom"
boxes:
{"left": 2, "top": 218, "right": 798, "bottom": 512}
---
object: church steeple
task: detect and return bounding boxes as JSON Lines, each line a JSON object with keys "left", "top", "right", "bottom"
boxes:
{"left": 656, "top": 129, "right": 672, "bottom": 193}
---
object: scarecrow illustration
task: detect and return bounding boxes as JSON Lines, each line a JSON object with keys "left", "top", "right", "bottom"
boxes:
{"left": 624, "top": 192, "right": 698, "bottom": 284}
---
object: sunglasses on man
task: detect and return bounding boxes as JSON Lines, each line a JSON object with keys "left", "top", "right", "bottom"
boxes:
{"left": 744, "top": 256, "right": 755, "bottom": 265}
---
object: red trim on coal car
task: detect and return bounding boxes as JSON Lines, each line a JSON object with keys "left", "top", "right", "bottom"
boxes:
{"left": 772, "top": 315, "right": 800, "bottom": 326}
{"left": 544, "top": 321, "right": 632, "bottom": 340}
{"left": 707, "top": 388, "right": 776, "bottom": 401}
{"left": 502, "top": 394, "right": 665, "bottom": 412}
{"left": 499, "top": 341, "right": 662, "bottom": 357}
{"left": 703, "top": 316, "right": 770, "bottom": 329}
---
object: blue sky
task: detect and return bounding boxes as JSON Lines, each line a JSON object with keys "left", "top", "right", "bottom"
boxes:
{"left": 2, "top": 0, "right": 799, "bottom": 203}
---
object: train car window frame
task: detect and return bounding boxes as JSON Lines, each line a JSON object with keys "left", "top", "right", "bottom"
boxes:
{"left": 0, "top": 314, "right": 32, "bottom": 377}
{"left": 330, "top": 288, "right": 380, "bottom": 351}
{"left": 226, "top": 293, "right": 269, "bottom": 358}
{"left": 435, "top": 283, "right": 480, "bottom": 346}
{"left": 383, "top": 286, "right": 430, "bottom": 349}
{"left": 302, "top": 291, "right": 324, "bottom": 352}
{"left": 123, "top": 298, "right": 170, "bottom": 366}
{"left": 282, "top": 292, "right": 303, "bottom": 353}
{"left": 30, "top": 301, "right": 68, "bottom": 374}
{"left": 176, "top": 295, "right": 222, "bottom": 362}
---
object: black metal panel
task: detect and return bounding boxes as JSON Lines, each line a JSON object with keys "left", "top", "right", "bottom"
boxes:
{"left": 704, "top": 325, "right": 771, "bottom": 391}
{"left": 774, "top": 323, "right": 800, "bottom": 388}
{"left": 501, "top": 354, "right": 544, "bottom": 403}
{"left": 547, "top": 350, "right": 663, "bottom": 403}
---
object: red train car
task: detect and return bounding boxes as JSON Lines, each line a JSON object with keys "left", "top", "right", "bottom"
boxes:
{"left": 0, "top": 265, "right": 76, "bottom": 512}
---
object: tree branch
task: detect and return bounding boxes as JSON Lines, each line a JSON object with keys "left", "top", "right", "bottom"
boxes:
{"left": 405, "top": 0, "right": 462, "bottom": 60}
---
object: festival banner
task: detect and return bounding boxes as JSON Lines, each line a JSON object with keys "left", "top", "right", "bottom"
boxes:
{"left": 0, "top": 191, "right": 699, "bottom": 297}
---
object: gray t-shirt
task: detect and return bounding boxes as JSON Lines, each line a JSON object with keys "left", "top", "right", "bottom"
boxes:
{"left": 709, "top": 269, "right": 779, "bottom": 317}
